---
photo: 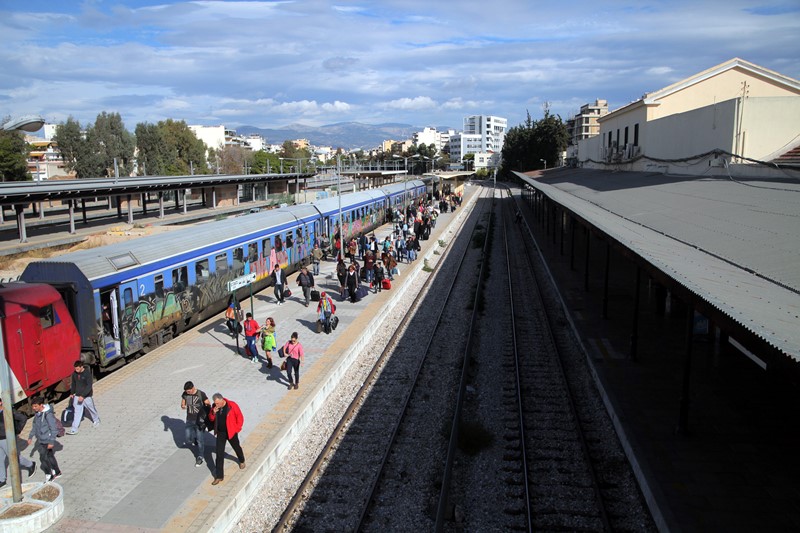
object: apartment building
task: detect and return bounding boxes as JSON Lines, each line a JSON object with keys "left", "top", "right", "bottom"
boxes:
{"left": 567, "top": 99, "right": 608, "bottom": 144}
{"left": 412, "top": 127, "right": 455, "bottom": 153}
{"left": 448, "top": 132, "right": 483, "bottom": 164}
{"left": 463, "top": 115, "right": 507, "bottom": 153}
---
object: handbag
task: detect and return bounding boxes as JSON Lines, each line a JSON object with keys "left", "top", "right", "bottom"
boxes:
{"left": 280, "top": 360, "right": 287, "bottom": 371}
{"left": 283, "top": 289, "right": 292, "bottom": 298}
{"left": 311, "top": 289, "right": 320, "bottom": 301}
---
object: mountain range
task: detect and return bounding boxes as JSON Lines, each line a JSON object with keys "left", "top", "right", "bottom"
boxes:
{"left": 236, "top": 122, "right": 453, "bottom": 151}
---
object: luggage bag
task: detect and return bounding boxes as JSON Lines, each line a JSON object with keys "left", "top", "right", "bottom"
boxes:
{"left": 381, "top": 279, "right": 391, "bottom": 290}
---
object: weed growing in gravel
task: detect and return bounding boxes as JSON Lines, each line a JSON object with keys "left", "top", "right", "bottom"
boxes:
{"left": 458, "top": 420, "right": 494, "bottom": 455}
{"left": 422, "top": 259, "right": 433, "bottom": 272}
{"left": 438, "top": 239, "right": 446, "bottom": 247}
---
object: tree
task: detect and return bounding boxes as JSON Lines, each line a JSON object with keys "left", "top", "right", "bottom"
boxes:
{"left": 251, "top": 150, "right": 280, "bottom": 174}
{"left": 500, "top": 106, "right": 568, "bottom": 178}
{"left": 54, "top": 117, "right": 101, "bottom": 179}
{"left": 0, "top": 121, "right": 30, "bottom": 182}
{"left": 217, "top": 145, "right": 252, "bottom": 175}
{"left": 134, "top": 122, "right": 165, "bottom": 176}
{"left": 91, "top": 112, "right": 136, "bottom": 177}
{"left": 158, "top": 119, "right": 208, "bottom": 175}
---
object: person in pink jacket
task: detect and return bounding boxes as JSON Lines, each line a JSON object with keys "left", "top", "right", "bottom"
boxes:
{"left": 208, "top": 394, "right": 245, "bottom": 485}
{"left": 283, "top": 332, "right": 305, "bottom": 390}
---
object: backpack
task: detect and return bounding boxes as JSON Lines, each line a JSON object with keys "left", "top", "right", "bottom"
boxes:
{"left": 49, "top": 411, "right": 65, "bottom": 438}
{"left": 261, "top": 332, "right": 276, "bottom": 352}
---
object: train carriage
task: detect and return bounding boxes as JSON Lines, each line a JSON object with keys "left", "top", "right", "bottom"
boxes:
{"left": 20, "top": 207, "right": 315, "bottom": 369}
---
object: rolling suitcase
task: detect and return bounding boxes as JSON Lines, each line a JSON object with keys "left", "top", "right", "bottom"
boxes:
{"left": 381, "top": 279, "right": 391, "bottom": 290}
{"left": 311, "top": 290, "right": 320, "bottom": 301}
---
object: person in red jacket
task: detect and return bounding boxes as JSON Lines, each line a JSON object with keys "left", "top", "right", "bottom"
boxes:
{"left": 208, "top": 394, "right": 245, "bottom": 485}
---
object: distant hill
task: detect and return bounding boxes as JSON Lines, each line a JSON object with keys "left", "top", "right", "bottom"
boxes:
{"left": 236, "top": 122, "right": 453, "bottom": 151}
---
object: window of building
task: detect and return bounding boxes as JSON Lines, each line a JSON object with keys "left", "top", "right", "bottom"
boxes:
{"left": 624, "top": 126, "right": 629, "bottom": 145}
{"left": 634, "top": 124, "right": 639, "bottom": 146}
{"left": 615, "top": 129, "right": 620, "bottom": 147}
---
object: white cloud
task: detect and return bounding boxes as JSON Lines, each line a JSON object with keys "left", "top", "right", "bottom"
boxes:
{"left": 385, "top": 96, "right": 437, "bottom": 110}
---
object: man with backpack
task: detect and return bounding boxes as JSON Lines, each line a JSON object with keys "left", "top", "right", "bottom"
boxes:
{"left": 66, "top": 360, "right": 100, "bottom": 435}
{"left": 0, "top": 398, "right": 36, "bottom": 487}
{"left": 296, "top": 266, "right": 315, "bottom": 307}
{"left": 27, "top": 396, "right": 61, "bottom": 482}
{"left": 181, "top": 381, "right": 211, "bottom": 467}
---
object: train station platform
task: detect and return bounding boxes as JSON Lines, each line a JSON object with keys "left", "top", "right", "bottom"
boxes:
{"left": 511, "top": 182, "right": 800, "bottom": 532}
{"left": 16, "top": 188, "right": 477, "bottom": 532}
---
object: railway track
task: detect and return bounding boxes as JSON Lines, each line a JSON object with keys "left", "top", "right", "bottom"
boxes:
{"left": 439, "top": 190, "right": 656, "bottom": 531}
{"left": 274, "top": 186, "right": 495, "bottom": 531}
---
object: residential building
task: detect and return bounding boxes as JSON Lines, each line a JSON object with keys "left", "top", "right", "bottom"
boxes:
{"left": 189, "top": 125, "right": 225, "bottom": 151}
{"left": 577, "top": 58, "right": 800, "bottom": 176}
{"left": 244, "top": 134, "right": 265, "bottom": 152}
{"left": 463, "top": 115, "right": 507, "bottom": 153}
{"left": 448, "top": 132, "right": 483, "bottom": 165}
{"left": 26, "top": 138, "right": 69, "bottom": 181}
{"left": 567, "top": 99, "right": 608, "bottom": 144}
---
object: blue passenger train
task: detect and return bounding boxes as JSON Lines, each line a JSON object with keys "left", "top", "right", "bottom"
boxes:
{"left": 20, "top": 180, "right": 427, "bottom": 371}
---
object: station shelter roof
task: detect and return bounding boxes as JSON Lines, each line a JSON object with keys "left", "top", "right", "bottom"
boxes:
{"left": 515, "top": 167, "right": 800, "bottom": 363}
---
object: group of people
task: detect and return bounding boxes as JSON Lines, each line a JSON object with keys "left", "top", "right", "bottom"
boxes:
{"left": 0, "top": 360, "right": 101, "bottom": 487}
{"left": 180, "top": 329, "right": 306, "bottom": 486}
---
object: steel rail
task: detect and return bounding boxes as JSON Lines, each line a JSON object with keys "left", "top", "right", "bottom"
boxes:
{"left": 507, "top": 187, "right": 613, "bottom": 531}
{"left": 272, "top": 186, "right": 491, "bottom": 532}
{"left": 433, "top": 185, "right": 496, "bottom": 531}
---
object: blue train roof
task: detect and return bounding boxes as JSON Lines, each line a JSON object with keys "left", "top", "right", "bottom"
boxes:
{"left": 22, "top": 207, "right": 304, "bottom": 283}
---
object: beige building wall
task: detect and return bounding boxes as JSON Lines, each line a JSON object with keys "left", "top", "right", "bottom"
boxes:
{"left": 739, "top": 97, "right": 800, "bottom": 159}
{"left": 644, "top": 65, "right": 800, "bottom": 121}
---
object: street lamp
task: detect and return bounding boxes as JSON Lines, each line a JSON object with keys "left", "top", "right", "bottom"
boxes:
{"left": 1, "top": 115, "right": 45, "bottom": 133}
{"left": 0, "top": 114, "right": 45, "bottom": 504}
{"left": 336, "top": 154, "right": 344, "bottom": 260}
{"left": 540, "top": 158, "right": 547, "bottom": 170}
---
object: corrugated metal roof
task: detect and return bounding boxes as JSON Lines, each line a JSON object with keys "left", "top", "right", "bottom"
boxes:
{"left": 516, "top": 168, "right": 800, "bottom": 362}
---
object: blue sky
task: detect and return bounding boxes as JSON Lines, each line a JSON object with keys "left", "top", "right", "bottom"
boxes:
{"left": 1, "top": 0, "right": 798, "bottom": 137}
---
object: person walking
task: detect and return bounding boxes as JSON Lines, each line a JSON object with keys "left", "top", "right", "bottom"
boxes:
{"left": 363, "top": 250, "right": 375, "bottom": 288}
{"left": 243, "top": 312, "right": 260, "bottom": 363}
{"left": 282, "top": 332, "right": 305, "bottom": 389}
{"left": 180, "top": 381, "right": 211, "bottom": 467}
{"left": 336, "top": 258, "right": 348, "bottom": 299}
{"left": 311, "top": 243, "right": 323, "bottom": 275}
{"left": 0, "top": 398, "right": 35, "bottom": 487}
{"left": 296, "top": 266, "right": 315, "bottom": 307}
{"left": 374, "top": 261, "right": 386, "bottom": 293}
{"left": 27, "top": 396, "right": 61, "bottom": 482}
{"left": 316, "top": 292, "right": 337, "bottom": 334}
{"left": 270, "top": 264, "right": 286, "bottom": 305}
{"left": 208, "top": 393, "right": 245, "bottom": 486}
{"left": 346, "top": 264, "right": 359, "bottom": 303}
{"left": 66, "top": 360, "right": 99, "bottom": 435}
{"left": 260, "top": 316, "right": 278, "bottom": 369}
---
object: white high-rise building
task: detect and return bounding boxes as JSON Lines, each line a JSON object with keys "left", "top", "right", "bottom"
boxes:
{"left": 448, "top": 132, "right": 483, "bottom": 164}
{"left": 463, "top": 115, "right": 507, "bottom": 153}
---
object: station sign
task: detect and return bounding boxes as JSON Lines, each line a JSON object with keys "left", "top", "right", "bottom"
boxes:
{"left": 227, "top": 273, "right": 257, "bottom": 292}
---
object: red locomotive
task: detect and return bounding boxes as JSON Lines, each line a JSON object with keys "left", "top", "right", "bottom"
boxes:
{"left": 0, "top": 283, "right": 81, "bottom": 408}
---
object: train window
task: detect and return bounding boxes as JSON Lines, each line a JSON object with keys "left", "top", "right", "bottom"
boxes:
{"left": 232, "top": 247, "right": 244, "bottom": 272}
{"left": 196, "top": 259, "right": 210, "bottom": 283}
{"left": 296, "top": 228, "right": 304, "bottom": 245}
{"left": 39, "top": 304, "right": 54, "bottom": 329}
{"left": 155, "top": 274, "right": 164, "bottom": 298}
{"left": 172, "top": 266, "right": 188, "bottom": 292}
{"left": 123, "top": 287, "right": 133, "bottom": 309}
{"left": 247, "top": 243, "right": 258, "bottom": 263}
{"left": 285, "top": 231, "right": 293, "bottom": 248}
{"left": 215, "top": 253, "right": 228, "bottom": 273}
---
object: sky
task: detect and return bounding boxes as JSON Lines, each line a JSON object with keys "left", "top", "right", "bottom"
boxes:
{"left": 1, "top": 0, "right": 799, "bottom": 137}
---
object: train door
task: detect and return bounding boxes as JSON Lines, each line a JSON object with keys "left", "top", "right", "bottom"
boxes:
{"left": 118, "top": 280, "right": 143, "bottom": 355}
{"left": 14, "top": 305, "right": 46, "bottom": 391}
{"left": 99, "top": 289, "right": 122, "bottom": 362}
